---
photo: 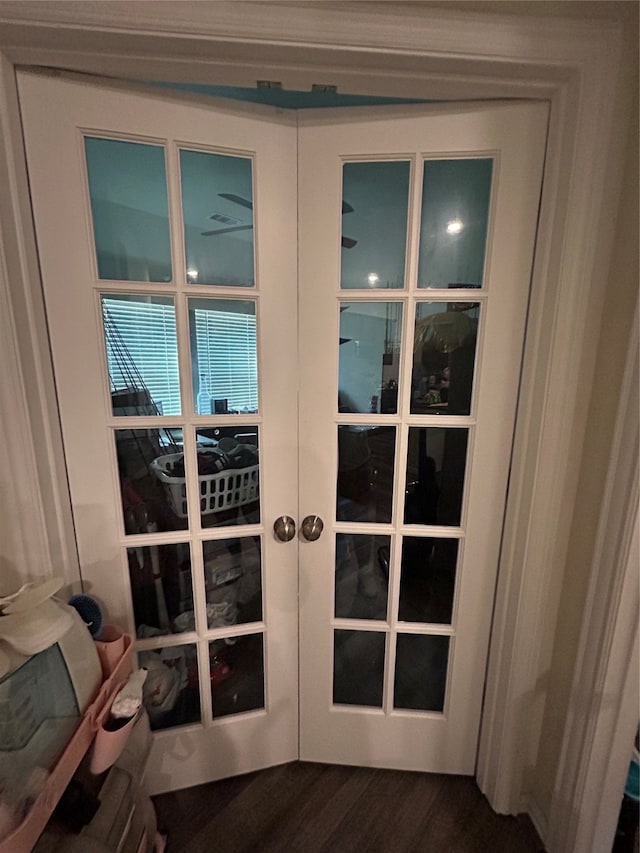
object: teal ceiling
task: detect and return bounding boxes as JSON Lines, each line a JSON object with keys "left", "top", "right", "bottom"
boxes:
{"left": 154, "top": 82, "right": 430, "bottom": 110}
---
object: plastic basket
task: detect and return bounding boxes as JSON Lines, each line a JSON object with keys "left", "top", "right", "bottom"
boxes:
{"left": 151, "top": 453, "right": 259, "bottom": 518}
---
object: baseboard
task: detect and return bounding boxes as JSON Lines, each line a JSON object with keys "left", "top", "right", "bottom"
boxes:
{"left": 524, "top": 792, "right": 550, "bottom": 852}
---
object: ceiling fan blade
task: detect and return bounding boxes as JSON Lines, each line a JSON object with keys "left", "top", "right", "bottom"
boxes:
{"left": 342, "top": 200, "right": 354, "bottom": 214}
{"left": 341, "top": 235, "right": 358, "bottom": 249}
{"left": 218, "top": 192, "right": 253, "bottom": 210}
{"left": 201, "top": 224, "right": 254, "bottom": 237}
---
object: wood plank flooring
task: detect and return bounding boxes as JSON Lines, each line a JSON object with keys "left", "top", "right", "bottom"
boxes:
{"left": 153, "top": 762, "right": 545, "bottom": 853}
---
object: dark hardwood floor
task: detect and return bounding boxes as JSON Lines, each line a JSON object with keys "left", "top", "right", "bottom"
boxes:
{"left": 153, "top": 762, "right": 545, "bottom": 853}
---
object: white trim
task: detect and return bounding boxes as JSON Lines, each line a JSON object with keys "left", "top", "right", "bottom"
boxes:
{"left": 0, "top": 206, "right": 49, "bottom": 586}
{"left": 0, "top": 2, "right": 613, "bottom": 101}
{"left": 546, "top": 310, "right": 639, "bottom": 853}
{"left": 0, "top": 54, "right": 79, "bottom": 589}
{"left": 0, "top": 1, "right": 616, "bottom": 68}
{"left": 0, "top": 0, "right": 634, "bottom": 837}
{"left": 477, "top": 40, "right": 630, "bottom": 811}
{"left": 526, "top": 791, "right": 550, "bottom": 849}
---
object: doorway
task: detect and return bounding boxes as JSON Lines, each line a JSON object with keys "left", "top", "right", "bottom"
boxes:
{"left": 18, "top": 70, "right": 547, "bottom": 792}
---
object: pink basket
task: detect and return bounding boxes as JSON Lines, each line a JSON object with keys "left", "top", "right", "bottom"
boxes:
{"left": 0, "top": 634, "right": 132, "bottom": 853}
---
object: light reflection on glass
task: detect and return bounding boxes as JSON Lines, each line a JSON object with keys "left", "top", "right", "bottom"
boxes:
{"left": 188, "top": 297, "right": 258, "bottom": 415}
{"left": 335, "top": 533, "right": 390, "bottom": 620}
{"left": 127, "top": 543, "right": 192, "bottom": 638}
{"left": 404, "top": 427, "right": 469, "bottom": 526}
{"left": 417, "top": 158, "right": 493, "bottom": 289}
{"left": 333, "top": 629, "right": 386, "bottom": 707}
{"left": 203, "top": 536, "right": 262, "bottom": 629}
{"left": 340, "top": 161, "right": 410, "bottom": 290}
{"left": 338, "top": 302, "right": 403, "bottom": 414}
{"left": 139, "top": 643, "right": 200, "bottom": 731}
{"left": 411, "top": 302, "right": 480, "bottom": 416}
{"left": 337, "top": 425, "right": 395, "bottom": 524}
{"left": 180, "top": 149, "right": 255, "bottom": 287}
{"left": 394, "top": 633, "right": 449, "bottom": 712}
{"left": 210, "top": 633, "right": 265, "bottom": 718}
{"left": 116, "top": 428, "right": 186, "bottom": 534}
{"left": 102, "top": 293, "right": 180, "bottom": 417}
{"left": 192, "top": 426, "right": 260, "bottom": 529}
{"left": 85, "top": 136, "right": 172, "bottom": 282}
{"left": 398, "top": 537, "right": 458, "bottom": 624}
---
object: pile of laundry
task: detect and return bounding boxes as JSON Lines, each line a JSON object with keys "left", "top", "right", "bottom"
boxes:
{"left": 165, "top": 437, "right": 258, "bottom": 478}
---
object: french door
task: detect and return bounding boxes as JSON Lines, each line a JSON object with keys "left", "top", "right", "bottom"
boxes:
{"left": 18, "top": 71, "right": 547, "bottom": 792}
{"left": 297, "top": 105, "right": 547, "bottom": 772}
{"left": 18, "top": 72, "right": 300, "bottom": 793}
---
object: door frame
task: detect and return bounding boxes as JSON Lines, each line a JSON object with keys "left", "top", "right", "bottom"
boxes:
{"left": 0, "top": 2, "right": 635, "bottom": 848}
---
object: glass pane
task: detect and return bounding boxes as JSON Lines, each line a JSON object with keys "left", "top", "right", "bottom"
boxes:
{"left": 188, "top": 298, "right": 258, "bottom": 415}
{"left": 180, "top": 149, "right": 254, "bottom": 287}
{"left": 139, "top": 642, "right": 200, "bottom": 731}
{"left": 102, "top": 294, "right": 180, "bottom": 416}
{"left": 127, "top": 543, "right": 193, "bottom": 637}
{"left": 404, "top": 427, "right": 469, "bottom": 527}
{"left": 0, "top": 644, "right": 79, "bottom": 773}
{"left": 194, "top": 426, "right": 260, "bottom": 528}
{"left": 338, "top": 302, "right": 402, "bottom": 414}
{"left": 209, "top": 633, "right": 264, "bottom": 718}
{"left": 411, "top": 302, "right": 480, "bottom": 415}
{"left": 333, "top": 630, "right": 385, "bottom": 707}
{"left": 0, "top": 646, "right": 83, "bottom": 801}
{"left": 337, "top": 425, "right": 395, "bottom": 524}
{"left": 116, "top": 428, "right": 187, "bottom": 533}
{"left": 203, "top": 536, "right": 262, "bottom": 629}
{"left": 417, "top": 159, "right": 493, "bottom": 290}
{"left": 398, "top": 537, "right": 458, "bottom": 624}
{"left": 84, "top": 137, "right": 172, "bottom": 282}
{"left": 340, "top": 161, "right": 410, "bottom": 290}
{"left": 394, "top": 633, "right": 449, "bottom": 712}
{"left": 335, "top": 533, "right": 390, "bottom": 620}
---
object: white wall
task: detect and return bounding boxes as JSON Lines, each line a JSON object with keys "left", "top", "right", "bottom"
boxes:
{"left": 526, "top": 13, "right": 639, "bottom": 824}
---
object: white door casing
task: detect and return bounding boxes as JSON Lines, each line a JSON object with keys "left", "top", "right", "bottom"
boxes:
{"left": 19, "top": 68, "right": 548, "bottom": 787}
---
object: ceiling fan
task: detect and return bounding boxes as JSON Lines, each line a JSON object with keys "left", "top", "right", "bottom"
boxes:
{"left": 201, "top": 192, "right": 358, "bottom": 248}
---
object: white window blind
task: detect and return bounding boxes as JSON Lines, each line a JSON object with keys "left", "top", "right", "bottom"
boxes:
{"left": 102, "top": 296, "right": 258, "bottom": 417}
{"left": 192, "top": 307, "right": 258, "bottom": 414}
{"left": 103, "top": 295, "right": 181, "bottom": 416}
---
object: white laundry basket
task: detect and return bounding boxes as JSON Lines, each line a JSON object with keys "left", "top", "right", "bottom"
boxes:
{"left": 151, "top": 453, "right": 259, "bottom": 518}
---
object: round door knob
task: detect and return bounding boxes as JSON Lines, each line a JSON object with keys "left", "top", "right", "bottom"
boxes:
{"left": 301, "top": 514, "right": 324, "bottom": 542}
{"left": 273, "top": 515, "right": 296, "bottom": 542}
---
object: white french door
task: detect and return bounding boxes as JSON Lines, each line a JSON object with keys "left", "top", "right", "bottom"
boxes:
{"left": 297, "top": 104, "right": 547, "bottom": 773}
{"left": 18, "top": 72, "right": 300, "bottom": 794}
{"left": 18, "top": 71, "right": 547, "bottom": 791}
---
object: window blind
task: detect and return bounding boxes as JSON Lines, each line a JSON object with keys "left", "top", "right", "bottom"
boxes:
{"left": 192, "top": 307, "right": 258, "bottom": 414}
{"left": 102, "top": 296, "right": 258, "bottom": 417}
{"left": 103, "top": 296, "right": 181, "bottom": 415}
